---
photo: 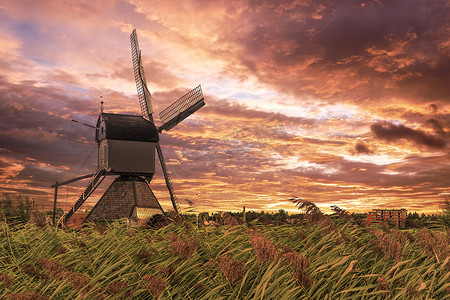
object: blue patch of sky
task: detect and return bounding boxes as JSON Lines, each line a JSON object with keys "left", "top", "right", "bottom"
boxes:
{"left": 12, "top": 20, "right": 59, "bottom": 67}
{"left": 55, "top": 84, "right": 94, "bottom": 102}
{"left": 65, "top": 85, "right": 91, "bottom": 96}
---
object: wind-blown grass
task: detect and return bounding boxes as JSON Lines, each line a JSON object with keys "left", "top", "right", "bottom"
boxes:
{"left": 0, "top": 217, "right": 448, "bottom": 299}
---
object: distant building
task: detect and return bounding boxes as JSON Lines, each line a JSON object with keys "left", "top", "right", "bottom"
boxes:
{"left": 366, "top": 209, "right": 407, "bottom": 228}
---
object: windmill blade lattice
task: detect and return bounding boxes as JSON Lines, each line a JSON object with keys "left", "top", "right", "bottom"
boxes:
{"left": 130, "top": 29, "right": 153, "bottom": 120}
{"left": 130, "top": 29, "right": 182, "bottom": 214}
{"left": 53, "top": 29, "right": 205, "bottom": 225}
{"left": 158, "top": 85, "right": 205, "bottom": 132}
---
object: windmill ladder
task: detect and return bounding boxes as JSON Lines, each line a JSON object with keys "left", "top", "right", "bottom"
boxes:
{"left": 63, "top": 168, "right": 107, "bottom": 224}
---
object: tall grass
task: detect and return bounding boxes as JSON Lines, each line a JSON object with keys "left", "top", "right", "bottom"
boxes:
{"left": 0, "top": 217, "right": 448, "bottom": 299}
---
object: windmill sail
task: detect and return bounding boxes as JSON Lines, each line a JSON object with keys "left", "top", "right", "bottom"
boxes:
{"left": 156, "top": 144, "right": 180, "bottom": 214}
{"left": 158, "top": 85, "right": 205, "bottom": 132}
{"left": 56, "top": 29, "right": 206, "bottom": 225}
{"left": 130, "top": 29, "right": 154, "bottom": 121}
{"left": 130, "top": 29, "right": 182, "bottom": 214}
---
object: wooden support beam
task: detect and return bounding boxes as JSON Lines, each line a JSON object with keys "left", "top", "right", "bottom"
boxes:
{"left": 51, "top": 173, "right": 95, "bottom": 226}
{"left": 51, "top": 173, "right": 95, "bottom": 188}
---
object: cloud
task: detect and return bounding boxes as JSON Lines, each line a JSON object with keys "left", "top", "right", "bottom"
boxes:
{"left": 354, "top": 142, "right": 373, "bottom": 155}
{"left": 209, "top": 0, "right": 450, "bottom": 109}
{"left": 425, "top": 118, "right": 446, "bottom": 136}
{"left": 371, "top": 121, "right": 446, "bottom": 149}
{"left": 0, "top": 0, "right": 449, "bottom": 214}
{"left": 429, "top": 103, "right": 438, "bottom": 112}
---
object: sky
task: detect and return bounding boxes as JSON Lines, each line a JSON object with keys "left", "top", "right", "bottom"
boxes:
{"left": 0, "top": 0, "right": 449, "bottom": 215}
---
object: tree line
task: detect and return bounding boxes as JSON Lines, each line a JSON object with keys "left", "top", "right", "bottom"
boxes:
{"left": 1, "top": 194, "right": 449, "bottom": 228}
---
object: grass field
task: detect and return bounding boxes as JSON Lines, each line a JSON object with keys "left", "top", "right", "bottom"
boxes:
{"left": 0, "top": 216, "right": 449, "bottom": 299}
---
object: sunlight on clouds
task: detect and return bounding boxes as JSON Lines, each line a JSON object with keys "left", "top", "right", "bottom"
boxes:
{"left": 0, "top": 0, "right": 448, "bottom": 214}
{"left": 343, "top": 154, "right": 405, "bottom": 166}
{"left": 316, "top": 104, "right": 360, "bottom": 120}
{"left": 272, "top": 104, "right": 313, "bottom": 119}
{"left": 0, "top": 157, "right": 24, "bottom": 183}
{"left": 278, "top": 155, "right": 341, "bottom": 174}
{"left": 265, "top": 202, "right": 287, "bottom": 209}
{"left": 206, "top": 76, "right": 280, "bottom": 109}
{"left": 380, "top": 170, "right": 400, "bottom": 175}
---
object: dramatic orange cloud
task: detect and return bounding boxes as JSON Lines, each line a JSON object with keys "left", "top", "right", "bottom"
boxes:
{"left": 0, "top": 0, "right": 449, "bottom": 215}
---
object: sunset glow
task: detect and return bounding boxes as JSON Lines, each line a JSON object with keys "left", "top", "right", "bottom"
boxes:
{"left": 0, "top": 0, "right": 449, "bottom": 214}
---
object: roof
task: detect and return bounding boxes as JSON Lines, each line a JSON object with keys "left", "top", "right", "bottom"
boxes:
{"left": 85, "top": 176, "right": 164, "bottom": 221}
{"left": 96, "top": 113, "right": 159, "bottom": 143}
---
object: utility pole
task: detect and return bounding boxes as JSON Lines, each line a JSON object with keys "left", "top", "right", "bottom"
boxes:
{"left": 53, "top": 182, "right": 58, "bottom": 226}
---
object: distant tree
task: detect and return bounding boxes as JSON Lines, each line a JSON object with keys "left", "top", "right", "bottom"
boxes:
{"left": 0, "top": 194, "right": 32, "bottom": 222}
{"left": 1, "top": 194, "right": 14, "bottom": 218}
{"left": 289, "top": 213, "right": 305, "bottom": 220}
{"left": 245, "top": 211, "right": 259, "bottom": 222}
{"left": 273, "top": 209, "right": 288, "bottom": 222}
{"left": 407, "top": 212, "right": 420, "bottom": 220}
{"left": 406, "top": 218, "right": 424, "bottom": 228}
{"left": 16, "top": 195, "right": 32, "bottom": 221}
{"left": 256, "top": 214, "right": 272, "bottom": 225}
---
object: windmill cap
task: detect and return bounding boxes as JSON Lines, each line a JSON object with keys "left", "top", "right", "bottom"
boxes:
{"left": 96, "top": 113, "right": 159, "bottom": 143}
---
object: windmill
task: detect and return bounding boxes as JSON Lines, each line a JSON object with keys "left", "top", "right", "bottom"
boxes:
{"left": 53, "top": 29, "right": 205, "bottom": 225}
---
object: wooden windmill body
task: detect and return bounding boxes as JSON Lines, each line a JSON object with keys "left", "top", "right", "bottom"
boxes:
{"left": 85, "top": 113, "right": 162, "bottom": 223}
{"left": 54, "top": 30, "right": 205, "bottom": 225}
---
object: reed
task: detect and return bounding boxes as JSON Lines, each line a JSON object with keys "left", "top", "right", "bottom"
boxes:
{"left": 0, "top": 217, "right": 448, "bottom": 299}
